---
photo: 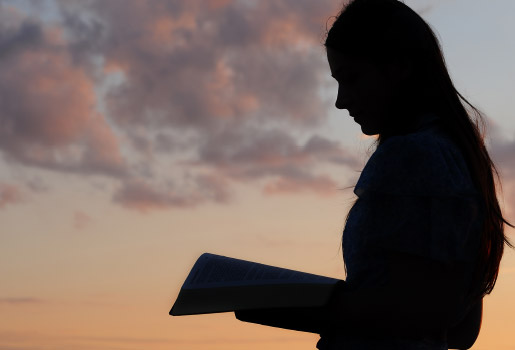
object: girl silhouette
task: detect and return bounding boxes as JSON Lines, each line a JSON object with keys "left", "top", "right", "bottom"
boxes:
{"left": 236, "top": 1, "right": 513, "bottom": 349}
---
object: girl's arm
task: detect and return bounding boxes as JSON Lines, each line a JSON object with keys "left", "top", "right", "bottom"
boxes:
{"left": 236, "top": 252, "right": 473, "bottom": 343}
{"left": 320, "top": 251, "right": 467, "bottom": 339}
{"left": 235, "top": 305, "right": 329, "bottom": 334}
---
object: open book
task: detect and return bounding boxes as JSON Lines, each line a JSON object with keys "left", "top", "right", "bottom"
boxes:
{"left": 170, "top": 253, "right": 340, "bottom": 316}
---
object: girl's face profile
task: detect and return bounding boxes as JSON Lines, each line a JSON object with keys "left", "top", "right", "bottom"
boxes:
{"left": 327, "top": 47, "right": 403, "bottom": 136}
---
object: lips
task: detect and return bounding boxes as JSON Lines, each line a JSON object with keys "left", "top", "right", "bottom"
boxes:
{"left": 349, "top": 110, "right": 360, "bottom": 118}
{"left": 347, "top": 107, "right": 359, "bottom": 116}
{"left": 349, "top": 110, "right": 362, "bottom": 123}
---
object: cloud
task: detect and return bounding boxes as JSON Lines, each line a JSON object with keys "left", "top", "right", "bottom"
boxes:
{"left": 73, "top": 211, "right": 93, "bottom": 230}
{"left": 406, "top": 0, "right": 457, "bottom": 15}
{"left": 194, "top": 127, "right": 359, "bottom": 196}
{"left": 70, "top": 334, "right": 304, "bottom": 345}
{"left": 197, "top": 127, "right": 358, "bottom": 174}
{"left": 63, "top": 0, "right": 357, "bottom": 207}
{"left": 0, "top": 7, "right": 126, "bottom": 177}
{"left": 56, "top": 0, "right": 339, "bottom": 130}
{"left": 490, "top": 137, "right": 515, "bottom": 178}
{"left": 112, "top": 179, "right": 193, "bottom": 212}
{"left": 0, "top": 297, "right": 45, "bottom": 304}
{"left": 112, "top": 173, "right": 231, "bottom": 212}
{"left": 25, "top": 177, "right": 49, "bottom": 193}
{"left": 0, "top": 183, "right": 22, "bottom": 209}
{"left": 0, "top": 0, "right": 364, "bottom": 211}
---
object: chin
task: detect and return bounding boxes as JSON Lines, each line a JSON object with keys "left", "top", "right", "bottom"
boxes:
{"left": 360, "top": 127, "right": 376, "bottom": 136}
{"left": 358, "top": 122, "right": 381, "bottom": 136}
{"left": 361, "top": 130, "right": 380, "bottom": 138}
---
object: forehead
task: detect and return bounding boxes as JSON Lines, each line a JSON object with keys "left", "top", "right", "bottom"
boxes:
{"left": 326, "top": 47, "right": 370, "bottom": 75}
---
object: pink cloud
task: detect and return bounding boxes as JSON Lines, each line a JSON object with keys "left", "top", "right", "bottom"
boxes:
{"left": 0, "top": 183, "right": 22, "bottom": 209}
{"left": 112, "top": 179, "right": 200, "bottom": 212}
{"left": 73, "top": 211, "right": 93, "bottom": 230}
{"left": 0, "top": 14, "right": 126, "bottom": 176}
{"left": 0, "top": 1, "right": 364, "bottom": 212}
{"left": 57, "top": 0, "right": 340, "bottom": 130}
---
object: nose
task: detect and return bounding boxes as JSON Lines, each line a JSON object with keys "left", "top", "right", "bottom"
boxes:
{"left": 335, "top": 83, "right": 350, "bottom": 110}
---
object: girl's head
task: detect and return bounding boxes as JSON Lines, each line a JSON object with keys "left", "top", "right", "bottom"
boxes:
{"left": 325, "top": 0, "right": 434, "bottom": 58}
{"left": 325, "top": 0, "right": 445, "bottom": 137}
{"left": 327, "top": 0, "right": 513, "bottom": 302}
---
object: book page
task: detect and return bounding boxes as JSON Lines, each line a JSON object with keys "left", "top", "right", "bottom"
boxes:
{"left": 183, "top": 253, "right": 338, "bottom": 289}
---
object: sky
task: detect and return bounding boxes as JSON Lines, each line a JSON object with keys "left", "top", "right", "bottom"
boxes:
{"left": 1, "top": 0, "right": 515, "bottom": 349}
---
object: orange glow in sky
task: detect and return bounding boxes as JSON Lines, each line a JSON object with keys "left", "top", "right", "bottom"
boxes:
{"left": 1, "top": 0, "right": 515, "bottom": 349}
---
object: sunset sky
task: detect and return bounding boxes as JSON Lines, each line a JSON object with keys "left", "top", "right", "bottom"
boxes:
{"left": 1, "top": 0, "right": 515, "bottom": 349}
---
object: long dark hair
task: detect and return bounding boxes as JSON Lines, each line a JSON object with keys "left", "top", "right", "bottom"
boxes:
{"left": 326, "top": 0, "right": 513, "bottom": 303}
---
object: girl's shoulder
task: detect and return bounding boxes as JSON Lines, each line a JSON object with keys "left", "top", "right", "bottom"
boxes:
{"left": 355, "top": 124, "right": 478, "bottom": 197}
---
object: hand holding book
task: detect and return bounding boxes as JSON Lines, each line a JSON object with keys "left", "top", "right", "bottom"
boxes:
{"left": 234, "top": 280, "right": 347, "bottom": 334}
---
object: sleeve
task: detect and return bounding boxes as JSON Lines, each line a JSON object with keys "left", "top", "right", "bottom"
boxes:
{"left": 349, "top": 132, "right": 482, "bottom": 264}
{"left": 351, "top": 191, "right": 482, "bottom": 264}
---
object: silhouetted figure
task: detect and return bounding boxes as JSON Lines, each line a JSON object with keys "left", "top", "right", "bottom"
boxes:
{"left": 236, "top": 0, "right": 513, "bottom": 349}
